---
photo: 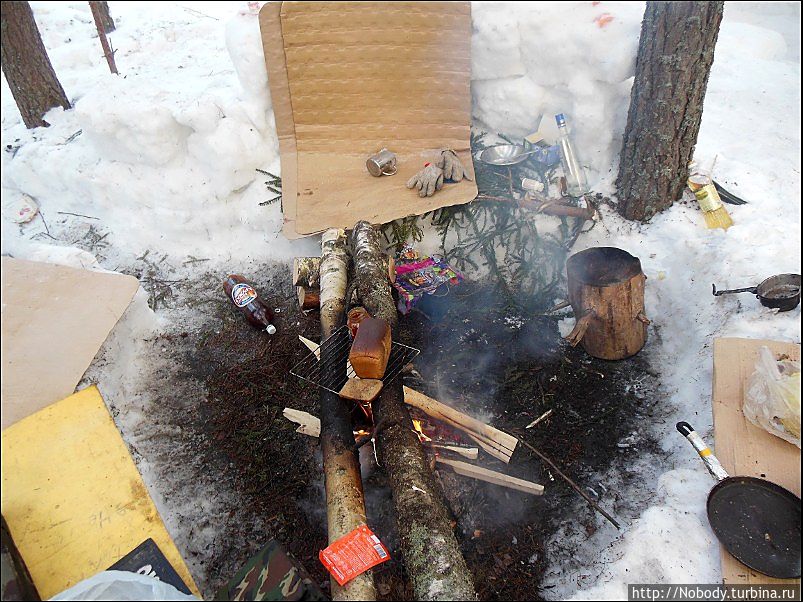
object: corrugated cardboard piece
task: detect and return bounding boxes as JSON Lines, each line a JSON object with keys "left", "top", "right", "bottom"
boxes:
{"left": 711, "top": 337, "right": 801, "bottom": 587}
{"left": 260, "top": 1, "right": 477, "bottom": 238}
{"left": 1, "top": 386, "right": 200, "bottom": 598}
{"left": 1, "top": 257, "right": 139, "bottom": 430}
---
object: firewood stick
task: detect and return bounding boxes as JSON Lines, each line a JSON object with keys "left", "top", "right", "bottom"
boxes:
{"left": 403, "top": 386, "right": 517, "bottom": 457}
{"left": 436, "top": 458, "right": 543, "bottom": 496}
{"left": 515, "top": 436, "right": 620, "bottom": 530}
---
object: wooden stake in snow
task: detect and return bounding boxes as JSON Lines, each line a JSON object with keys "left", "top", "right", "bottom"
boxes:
{"left": 351, "top": 220, "right": 477, "bottom": 601}
{"left": 318, "top": 228, "right": 376, "bottom": 601}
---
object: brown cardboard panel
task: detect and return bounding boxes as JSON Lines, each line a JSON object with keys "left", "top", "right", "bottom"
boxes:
{"left": 261, "top": 1, "right": 477, "bottom": 237}
{"left": 259, "top": 2, "right": 301, "bottom": 239}
{"left": 711, "top": 337, "right": 801, "bottom": 586}
{"left": 1, "top": 258, "right": 139, "bottom": 430}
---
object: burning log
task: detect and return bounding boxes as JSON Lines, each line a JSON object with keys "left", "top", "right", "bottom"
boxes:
{"left": 350, "top": 221, "right": 477, "bottom": 601}
{"left": 565, "top": 247, "right": 649, "bottom": 360}
{"left": 318, "top": 229, "right": 376, "bottom": 601}
{"left": 403, "top": 386, "right": 517, "bottom": 463}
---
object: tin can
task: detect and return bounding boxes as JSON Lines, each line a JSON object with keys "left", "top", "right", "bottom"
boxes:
{"left": 366, "top": 149, "right": 397, "bottom": 177}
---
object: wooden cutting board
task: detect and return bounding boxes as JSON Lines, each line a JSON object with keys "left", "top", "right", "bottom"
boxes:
{"left": 711, "top": 337, "right": 801, "bottom": 586}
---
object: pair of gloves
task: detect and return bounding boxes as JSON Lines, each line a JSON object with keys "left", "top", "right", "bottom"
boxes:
{"left": 406, "top": 149, "right": 473, "bottom": 198}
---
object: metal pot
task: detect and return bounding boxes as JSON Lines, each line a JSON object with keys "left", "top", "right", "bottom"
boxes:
{"left": 713, "top": 273, "right": 800, "bottom": 312}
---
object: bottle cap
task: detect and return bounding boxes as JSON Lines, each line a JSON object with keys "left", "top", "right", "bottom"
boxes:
{"left": 555, "top": 113, "right": 566, "bottom": 127}
{"left": 265, "top": 324, "right": 277, "bottom": 335}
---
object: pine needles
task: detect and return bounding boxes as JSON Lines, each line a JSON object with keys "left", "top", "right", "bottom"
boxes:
{"left": 382, "top": 131, "right": 594, "bottom": 312}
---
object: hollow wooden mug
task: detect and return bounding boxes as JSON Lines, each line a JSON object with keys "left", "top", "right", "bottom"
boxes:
{"left": 564, "top": 247, "right": 649, "bottom": 360}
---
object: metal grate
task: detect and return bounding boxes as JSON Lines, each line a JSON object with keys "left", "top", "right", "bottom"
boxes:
{"left": 290, "top": 325, "right": 420, "bottom": 395}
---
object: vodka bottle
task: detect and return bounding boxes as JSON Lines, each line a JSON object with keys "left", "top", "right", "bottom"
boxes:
{"left": 555, "top": 113, "right": 589, "bottom": 197}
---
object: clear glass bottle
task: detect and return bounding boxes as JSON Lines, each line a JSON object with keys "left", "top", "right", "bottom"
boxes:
{"left": 555, "top": 113, "right": 589, "bottom": 197}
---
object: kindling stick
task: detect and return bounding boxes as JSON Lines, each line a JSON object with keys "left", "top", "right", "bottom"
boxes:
{"left": 515, "top": 435, "right": 620, "bottom": 530}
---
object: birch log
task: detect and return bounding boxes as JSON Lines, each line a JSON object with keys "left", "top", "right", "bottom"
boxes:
{"left": 319, "top": 229, "right": 376, "bottom": 601}
{"left": 351, "top": 221, "right": 477, "bottom": 601}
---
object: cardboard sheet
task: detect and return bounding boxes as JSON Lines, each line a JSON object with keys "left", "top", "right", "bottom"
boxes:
{"left": 260, "top": 1, "right": 477, "bottom": 237}
{"left": 1, "top": 386, "right": 200, "bottom": 598}
{"left": 1, "top": 257, "right": 139, "bottom": 430}
{"left": 711, "top": 337, "right": 801, "bottom": 586}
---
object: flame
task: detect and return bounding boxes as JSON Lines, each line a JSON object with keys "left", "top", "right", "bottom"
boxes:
{"left": 353, "top": 429, "right": 371, "bottom": 437}
{"left": 412, "top": 419, "right": 432, "bottom": 442}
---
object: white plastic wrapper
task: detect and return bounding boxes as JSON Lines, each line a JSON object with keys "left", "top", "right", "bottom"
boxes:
{"left": 50, "top": 570, "right": 199, "bottom": 601}
{"left": 744, "top": 346, "right": 801, "bottom": 448}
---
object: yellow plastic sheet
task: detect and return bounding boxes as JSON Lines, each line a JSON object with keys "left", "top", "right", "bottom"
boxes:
{"left": 1, "top": 386, "right": 199, "bottom": 598}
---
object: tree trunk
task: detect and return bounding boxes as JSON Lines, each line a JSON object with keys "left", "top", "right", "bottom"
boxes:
{"left": 90, "top": 1, "right": 115, "bottom": 33}
{"left": 564, "top": 247, "right": 650, "bottom": 360}
{"left": 89, "top": 1, "right": 118, "bottom": 74}
{"left": 616, "top": 1, "right": 724, "bottom": 221}
{"left": 318, "top": 229, "right": 376, "bottom": 601}
{"left": 351, "top": 221, "right": 477, "bottom": 601}
{"left": 1, "top": 1, "right": 70, "bottom": 129}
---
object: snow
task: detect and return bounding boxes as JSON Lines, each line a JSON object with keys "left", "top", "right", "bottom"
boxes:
{"left": 1, "top": 1, "right": 800, "bottom": 599}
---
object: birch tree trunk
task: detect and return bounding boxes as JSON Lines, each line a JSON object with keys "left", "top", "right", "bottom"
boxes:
{"left": 616, "top": 1, "right": 724, "bottom": 221}
{"left": 1, "top": 1, "right": 70, "bottom": 128}
{"left": 351, "top": 221, "right": 477, "bottom": 601}
{"left": 319, "top": 229, "right": 376, "bottom": 601}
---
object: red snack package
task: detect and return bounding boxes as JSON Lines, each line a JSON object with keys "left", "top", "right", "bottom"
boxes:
{"left": 319, "top": 525, "right": 390, "bottom": 586}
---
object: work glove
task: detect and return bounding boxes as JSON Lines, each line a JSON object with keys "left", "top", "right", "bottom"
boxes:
{"left": 437, "top": 149, "right": 473, "bottom": 182}
{"left": 406, "top": 163, "right": 444, "bottom": 197}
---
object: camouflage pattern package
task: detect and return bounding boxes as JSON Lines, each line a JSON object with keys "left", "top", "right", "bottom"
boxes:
{"left": 215, "top": 540, "right": 326, "bottom": 601}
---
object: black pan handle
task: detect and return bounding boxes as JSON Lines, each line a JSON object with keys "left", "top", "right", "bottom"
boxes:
{"left": 676, "top": 421, "right": 730, "bottom": 482}
{"left": 712, "top": 284, "right": 759, "bottom": 297}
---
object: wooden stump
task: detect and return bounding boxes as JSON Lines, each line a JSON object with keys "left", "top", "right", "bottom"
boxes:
{"left": 565, "top": 247, "right": 649, "bottom": 360}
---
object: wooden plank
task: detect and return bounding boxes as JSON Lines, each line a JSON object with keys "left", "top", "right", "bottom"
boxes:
{"left": 1, "top": 386, "right": 199, "bottom": 599}
{"left": 403, "top": 386, "right": 517, "bottom": 461}
{"left": 283, "top": 408, "right": 321, "bottom": 437}
{"left": 712, "top": 337, "right": 801, "bottom": 587}
{"left": 436, "top": 458, "right": 543, "bottom": 496}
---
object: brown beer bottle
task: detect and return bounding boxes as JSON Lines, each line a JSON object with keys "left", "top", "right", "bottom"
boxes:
{"left": 223, "top": 274, "right": 277, "bottom": 334}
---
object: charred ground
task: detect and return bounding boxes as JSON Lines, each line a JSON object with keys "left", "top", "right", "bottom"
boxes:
{"left": 133, "top": 263, "right": 663, "bottom": 600}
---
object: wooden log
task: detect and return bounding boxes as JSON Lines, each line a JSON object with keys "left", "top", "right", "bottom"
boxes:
{"left": 318, "top": 228, "right": 376, "bottom": 601}
{"left": 351, "top": 221, "right": 477, "bottom": 601}
{"left": 297, "top": 285, "right": 320, "bottom": 310}
{"left": 403, "top": 386, "right": 517, "bottom": 462}
{"left": 295, "top": 255, "right": 393, "bottom": 310}
{"left": 436, "top": 458, "right": 544, "bottom": 496}
{"left": 565, "top": 247, "right": 649, "bottom": 360}
{"left": 293, "top": 257, "right": 321, "bottom": 288}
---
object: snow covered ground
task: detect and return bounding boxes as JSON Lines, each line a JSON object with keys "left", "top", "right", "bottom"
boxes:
{"left": 2, "top": 1, "right": 800, "bottom": 599}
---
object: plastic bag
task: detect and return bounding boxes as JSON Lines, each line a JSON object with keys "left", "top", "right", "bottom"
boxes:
{"left": 50, "top": 570, "right": 198, "bottom": 601}
{"left": 744, "top": 346, "right": 801, "bottom": 448}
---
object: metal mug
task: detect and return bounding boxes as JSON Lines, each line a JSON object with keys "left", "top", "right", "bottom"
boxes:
{"left": 366, "top": 149, "right": 397, "bottom": 177}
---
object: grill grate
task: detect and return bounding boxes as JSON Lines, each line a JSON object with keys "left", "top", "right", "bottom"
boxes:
{"left": 290, "top": 325, "right": 420, "bottom": 395}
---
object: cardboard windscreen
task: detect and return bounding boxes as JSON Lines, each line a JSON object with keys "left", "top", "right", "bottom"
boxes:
{"left": 260, "top": 1, "right": 477, "bottom": 238}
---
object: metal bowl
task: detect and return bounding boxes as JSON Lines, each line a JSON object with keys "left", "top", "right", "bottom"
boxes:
{"left": 479, "top": 144, "right": 531, "bottom": 166}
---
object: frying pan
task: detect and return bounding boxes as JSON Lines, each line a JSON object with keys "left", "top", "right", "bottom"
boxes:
{"left": 677, "top": 421, "right": 801, "bottom": 579}
{"left": 712, "top": 273, "right": 801, "bottom": 312}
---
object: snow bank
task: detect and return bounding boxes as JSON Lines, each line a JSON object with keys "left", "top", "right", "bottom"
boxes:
{"left": 471, "top": 1, "right": 646, "bottom": 189}
{"left": 2, "top": 2, "right": 317, "bottom": 267}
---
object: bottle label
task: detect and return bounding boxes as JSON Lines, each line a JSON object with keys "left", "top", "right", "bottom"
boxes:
{"left": 694, "top": 184, "right": 723, "bottom": 212}
{"left": 231, "top": 283, "right": 258, "bottom": 307}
